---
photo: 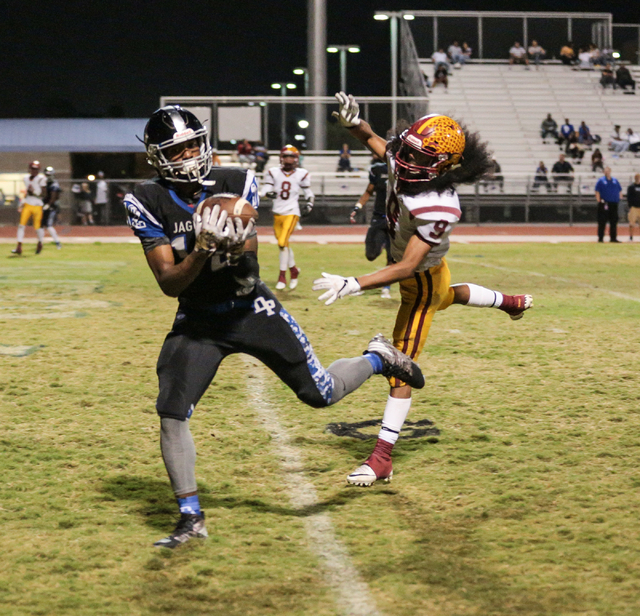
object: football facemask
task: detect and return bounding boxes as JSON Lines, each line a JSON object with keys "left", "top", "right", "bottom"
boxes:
{"left": 144, "top": 106, "right": 213, "bottom": 184}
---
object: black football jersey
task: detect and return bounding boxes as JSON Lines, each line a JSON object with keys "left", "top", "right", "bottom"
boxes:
{"left": 368, "top": 161, "right": 388, "bottom": 218}
{"left": 124, "top": 167, "right": 259, "bottom": 305}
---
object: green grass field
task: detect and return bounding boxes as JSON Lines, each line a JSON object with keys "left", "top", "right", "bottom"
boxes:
{"left": 1, "top": 240, "right": 639, "bottom": 616}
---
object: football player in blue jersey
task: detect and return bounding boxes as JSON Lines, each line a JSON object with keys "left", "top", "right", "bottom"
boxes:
{"left": 124, "top": 105, "right": 426, "bottom": 549}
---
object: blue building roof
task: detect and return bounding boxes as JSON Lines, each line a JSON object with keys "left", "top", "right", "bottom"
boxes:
{"left": 0, "top": 119, "right": 148, "bottom": 152}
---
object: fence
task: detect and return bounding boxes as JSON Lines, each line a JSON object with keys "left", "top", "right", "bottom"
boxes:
{"left": 0, "top": 173, "right": 635, "bottom": 227}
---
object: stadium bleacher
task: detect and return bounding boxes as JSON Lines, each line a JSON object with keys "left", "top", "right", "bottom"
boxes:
{"left": 421, "top": 63, "right": 640, "bottom": 182}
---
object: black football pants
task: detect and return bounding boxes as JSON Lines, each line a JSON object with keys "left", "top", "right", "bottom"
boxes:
{"left": 598, "top": 201, "right": 618, "bottom": 241}
{"left": 155, "top": 283, "right": 373, "bottom": 420}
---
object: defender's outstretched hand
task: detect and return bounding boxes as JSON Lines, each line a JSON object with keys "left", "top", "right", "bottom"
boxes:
{"left": 313, "top": 272, "right": 361, "bottom": 305}
{"left": 193, "top": 204, "right": 229, "bottom": 253}
{"left": 332, "top": 92, "right": 361, "bottom": 128}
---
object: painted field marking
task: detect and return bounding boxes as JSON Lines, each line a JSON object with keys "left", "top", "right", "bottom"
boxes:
{"left": 448, "top": 258, "right": 640, "bottom": 303}
{"left": 244, "top": 358, "right": 382, "bottom": 616}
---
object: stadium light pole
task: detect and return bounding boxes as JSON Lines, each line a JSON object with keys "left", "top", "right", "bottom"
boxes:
{"left": 271, "top": 82, "right": 297, "bottom": 147}
{"left": 374, "top": 11, "right": 414, "bottom": 129}
{"left": 327, "top": 45, "right": 360, "bottom": 93}
{"left": 293, "top": 67, "right": 309, "bottom": 97}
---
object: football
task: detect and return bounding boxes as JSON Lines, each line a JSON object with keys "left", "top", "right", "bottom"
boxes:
{"left": 196, "top": 194, "right": 258, "bottom": 227}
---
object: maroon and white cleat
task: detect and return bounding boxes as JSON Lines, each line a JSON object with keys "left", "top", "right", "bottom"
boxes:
{"left": 11, "top": 242, "right": 22, "bottom": 255}
{"left": 289, "top": 266, "right": 300, "bottom": 290}
{"left": 347, "top": 440, "right": 394, "bottom": 487}
{"left": 275, "top": 271, "right": 287, "bottom": 290}
{"left": 500, "top": 294, "right": 533, "bottom": 320}
{"left": 35, "top": 241, "right": 43, "bottom": 255}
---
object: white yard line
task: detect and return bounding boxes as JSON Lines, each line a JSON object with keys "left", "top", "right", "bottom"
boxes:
{"left": 449, "top": 257, "right": 640, "bottom": 303}
{"left": 244, "top": 358, "right": 382, "bottom": 616}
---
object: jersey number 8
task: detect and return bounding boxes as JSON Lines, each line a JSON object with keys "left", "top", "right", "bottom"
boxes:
{"left": 280, "top": 181, "right": 291, "bottom": 200}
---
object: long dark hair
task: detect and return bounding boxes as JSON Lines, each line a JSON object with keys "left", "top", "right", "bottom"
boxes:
{"left": 387, "top": 121, "right": 493, "bottom": 195}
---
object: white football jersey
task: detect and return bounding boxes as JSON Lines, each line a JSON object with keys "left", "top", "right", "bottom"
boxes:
{"left": 23, "top": 173, "right": 47, "bottom": 206}
{"left": 263, "top": 167, "right": 312, "bottom": 216}
{"left": 387, "top": 157, "right": 460, "bottom": 271}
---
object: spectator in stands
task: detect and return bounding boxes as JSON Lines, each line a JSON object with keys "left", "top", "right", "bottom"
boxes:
{"left": 626, "top": 128, "right": 640, "bottom": 153}
{"left": 95, "top": 171, "right": 108, "bottom": 225}
{"left": 552, "top": 153, "right": 574, "bottom": 193}
{"left": 600, "top": 64, "right": 616, "bottom": 89}
{"left": 595, "top": 167, "right": 623, "bottom": 242}
{"left": 433, "top": 64, "right": 449, "bottom": 91}
{"left": 616, "top": 65, "right": 636, "bottom": 92}
{"left": 577, "top": 47, "right": 593, "bottom": 70}
{"left": 560, "top": 42, "right": 576, "bottom": 65}
{"left": 461, "top": 42, "right": 472, "bottom": 64}
{"left": 337, "top": 143, "right": 353, "bottom": 173}
{"left": 565, "top": 131, "right": 585, "bottom": 163}
{"left": 237, "top": 139, "right": 255, "bottom": 166}
{"left": 532, "top": 161, "right": 552, "bottom": 192}
{"left": 509, "top": 42, "right": 529, "bottom": 67}
{"left": 540, "top": 113, "right": 559, "bottom": 142}
{"left": 78, "top": 181, "right": 95, "bottom": 225}
{"left": 609, "top": 125, "right": 629, "bottom": 153}
{"left": 559, "top": 119, "right": 575, "bottom": 147}
{"left": 578, "top": 121, "right": 595, "bottom": 146}
{"left": 627, "top": 173, "right": 640, "bottom": 241}
{"left": 528, "top": 40, "right": 546, "bottom": 68}
{"left": 483, "top": 157, "right": 504, "bottom": 193}
{"left": 431, "top": 47, "right": 450, "bottom": 74}
{"left": 590, "top": 44, "right": 605, "bottom": 66}
{"left": 448, "top": 41, "right": 464, "bottom": 68}
{"left": 591, "top": 148, "right": 604, "bottom": 173}
{"left": 253, "top": 141, "right": 269, "bottom": 173}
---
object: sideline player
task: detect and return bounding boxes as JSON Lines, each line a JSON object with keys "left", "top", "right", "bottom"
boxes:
{"left": 262, "top": 145, "right": 314, "bottom": 290}
{"left": 351, "top": 153, "right": 393, "bottom": 298}
{"left": 43, "top": 167, "right": 62, "bottom": 249}
{"left": 626, "top": 173, "right": 640, "bottom": 241}
{"left": 314, "top": 93, "right": 533, "bottom": 487}
{"left": 12, "top": 161, "right": 47, "bottom": 255}
{"left": 123, "top": 105, "right": 424, "bottom": 548}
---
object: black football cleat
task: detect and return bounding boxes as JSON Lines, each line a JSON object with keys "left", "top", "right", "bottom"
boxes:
{"left": 153, "top": 512, "right": 208, "bottom": 549}
{"left": 366, "top": 333, "right": 425, "bottom": 389}
{"left": 35, "top": 241, "right": 43, "bottom": 254}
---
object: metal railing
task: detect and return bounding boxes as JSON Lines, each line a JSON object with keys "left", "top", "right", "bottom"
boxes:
{"left": 0, "top": 173, "right": 634, "bottom": 227}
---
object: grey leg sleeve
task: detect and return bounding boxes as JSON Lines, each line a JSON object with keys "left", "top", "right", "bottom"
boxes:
{"left": 327, "top": 356, "right": 374, "bottom": 405}
{"left": 160, "top": 417, "right": 197, "bottom": 497}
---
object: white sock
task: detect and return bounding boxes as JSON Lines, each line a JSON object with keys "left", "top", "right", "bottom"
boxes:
{"left": 459, "top": 283, "right": 503, "bottom": 308}
{"left": 279, "top": 247, "right": 289, "bottom": 272}
{"left": 17, "top": 225, "right": 25, "bottom": 242}
{"left": 36, "top": 228, "right": 45, "bottom": 242}
{"left": 378, "top": 395, "right": 412, "bottom": 445}
{"left": 288, "top": 247, "right": 296, "bottom": 269}
{"left": 47, "top": 226, "right": 60, "bottom": 243}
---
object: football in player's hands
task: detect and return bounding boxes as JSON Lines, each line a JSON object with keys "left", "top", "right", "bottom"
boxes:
{"left": 197, "top": 194, "right": 258, "bottom": 227}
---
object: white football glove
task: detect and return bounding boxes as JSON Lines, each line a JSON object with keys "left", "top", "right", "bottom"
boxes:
{"left": 332, "top": 92, "right": 361, "bottom": 128}
{"left": 265, "top": 191, "right": 277, "bottom": 199}
{"left": 312, "top": 272, "right": 362, "bottom": 306}
{"left": 225, "top": 217, "right": 256, "bottom": 263}
{"left": 192, "top": 204, "right": 229, "bottom": 253}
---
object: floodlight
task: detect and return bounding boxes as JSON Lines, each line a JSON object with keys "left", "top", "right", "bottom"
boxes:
{"left": 293, "top": 68, "right": 306, "bottom": 75}
{"left": 298, "top": 120, "right": 309, "bottom": 128}
{"left": 271, "top": 83, "right": 281, "bottom": 89}
{"left": 294, "top": 134, "right": 305, "bottom": 141}
{"left": 327, "top": 47, "right": 339, "bottom": 53}
{"left": 612, "top": 51, "right": 621, "bottom": 59}
{"left": 286, "top": 83, "right": 297, "bottom": 89}
{"left": 374, "top": 13, "right": 389, "bottom": 21}
{"left": 403, "top": 14, "right": 415, "bottom": 20}
{"left": 348, "top": 46, "right": 360, "bottom": 53}
{"left": 88, "top": 175, "right": 95, "bottom": 181}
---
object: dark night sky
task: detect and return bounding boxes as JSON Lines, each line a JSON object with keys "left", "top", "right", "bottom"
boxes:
{"left": 2, "top": 0, "right": 639, "bottom": 118}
